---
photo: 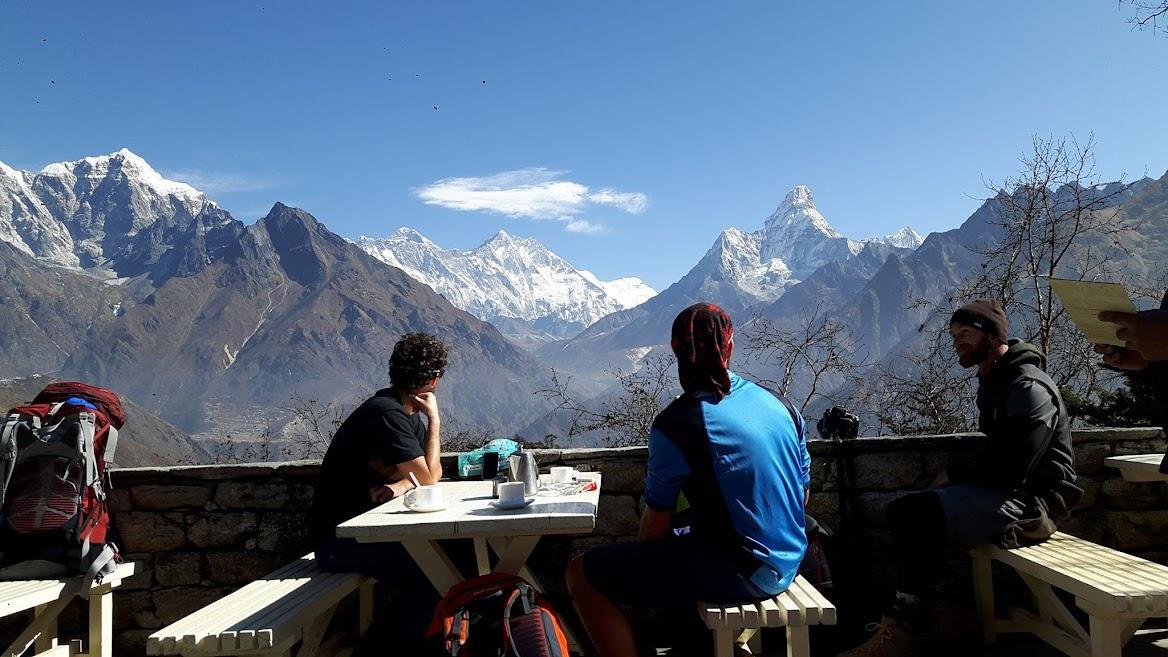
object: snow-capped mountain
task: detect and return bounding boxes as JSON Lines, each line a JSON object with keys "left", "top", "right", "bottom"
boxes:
{"left": 0, "top": 149, "right": 239, "bottom": 291}
{"left": 539, "top": 184, "right": 923, "bottom": 381}
{"left": 686, "top": 185, "right": 922, "bottom": 307}
{"left": 356, "top": 228, "right": 655, "bottom": 339}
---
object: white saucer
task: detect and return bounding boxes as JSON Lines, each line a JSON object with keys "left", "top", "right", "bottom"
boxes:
{"left": 406, "top": 503, "right": 448, "bottom": 513}
{"left": 490, "top": 497, "right": 535, "bottom": 510}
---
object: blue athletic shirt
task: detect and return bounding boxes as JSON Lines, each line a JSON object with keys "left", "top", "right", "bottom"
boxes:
{"left": 644, "top": 371, "right": 810, "bottom": 595}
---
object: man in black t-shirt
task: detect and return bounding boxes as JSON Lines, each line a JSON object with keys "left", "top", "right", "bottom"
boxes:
{"left": 309, "top": 332, "right": 448, "bottom": 647}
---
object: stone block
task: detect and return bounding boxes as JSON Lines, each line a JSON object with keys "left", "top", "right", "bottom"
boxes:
{"left": 155, "top": 552, "right": 203, "bottom": 587}
{"left": 115, "top": 629, "right": 155, "bottom": 657}
{"left": 132, "top": 485, "right": 212, "bottom": 510}
{"left": 1076, "top": 477, "right": 1103, "bottom": 509}
{"left": 258, "top": 512, "right": 311, "bottom": 554}
{"left": 290, "top": 484, "right": 315, "bottom": 508}
{"left": 214, "top": 482, "right": 290, "bottom": 509}
{"left": 114, "top": 512, "right": 186, "bottom": 552}
{"left": 1105, "top": 510, "right": 1168, "bottom": 551}
{"left": 855, "top": 491, "right": 911, "bottom": 527}
{"left": 120, "top": 553, "right": 154, "bottom": 591}
{"left": 806, "top": 492, "right": 841, "bottom": 530}
{"left": 588, "top": 459, "right": 644, "bottom": 494}
{"left": 921, "top": 452, "right": 959, "bottom": 481}
{"left": 186, "top": 513, "right": 258, "bottom": 549}
{"left": 568, "top": 536, "right": 635, "bottom": 560}
{"left": 153, "top": 586, "right": 226, "bottom": 625}
{"left": 109, "top": 488, "right": 134, "bottom": 513}
{"left": 809, "top": 459, "right": 837, "bottom": 492}
{"left": 1059, "top": 510, "right": 1106, "bottom": 543}
{"left": 1074, "top": 443, "right": 1111, "bottom": 475}
{"left": 850, "top": 452, "right": 922, "bottom": 490}
{"left": 207, "top": 552, "right": 275, "bottom": 584}
{"left": 1101, "top": 479, "right": 1164, "bottom": 510}
{"left": 122, "top": 590, "right": 159, "bottom": 630}
{"left": 1112, "top": 439, "right": 1168, "bottom": 456}
{"left": 594, "top": 495, "right": 639, "bottom": 536}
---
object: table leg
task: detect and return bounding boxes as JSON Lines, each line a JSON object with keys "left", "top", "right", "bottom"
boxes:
{"left": 34, "top": 603, "right": 59, "bottom": 654}
{"left": 401, "top": 540, "right": 465, "bottom": 595}
{"left": 474, "top": 537, "right": 491, "bottom": 576}
{"left": 493, "top": 536, "right": 541, "bottom": 576}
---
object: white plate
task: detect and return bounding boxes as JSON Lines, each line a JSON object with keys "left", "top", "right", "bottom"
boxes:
{"left": 490, "top": 497, "right": 535, "bottom": 510}
{"left": 406, "top": 502, "right": 448, "bottom": 513}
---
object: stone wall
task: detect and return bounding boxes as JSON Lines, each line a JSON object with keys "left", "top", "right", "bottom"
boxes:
{"left": 2, "top": 428, "right": 1165, "bottom": 655}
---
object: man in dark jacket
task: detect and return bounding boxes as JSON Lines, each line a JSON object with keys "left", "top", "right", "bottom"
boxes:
{"left": 840, "top": 299, "right": 1080, "bottom": 657}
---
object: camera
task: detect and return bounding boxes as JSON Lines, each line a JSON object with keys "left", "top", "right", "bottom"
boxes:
{"left": 817, "top": 406, "right": 860, "bottom": 440}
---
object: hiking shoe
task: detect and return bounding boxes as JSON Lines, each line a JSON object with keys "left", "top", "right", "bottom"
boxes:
{"left": 919, "top": 605, "right": 981, "bottom": 648}
{"left": 837, "top": 617, "right": 916, "bottom": 657}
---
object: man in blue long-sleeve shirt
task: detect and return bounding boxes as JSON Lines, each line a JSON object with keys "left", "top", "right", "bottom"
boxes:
{"left": 566, "top": 303, "right": 810, "bottom": 657}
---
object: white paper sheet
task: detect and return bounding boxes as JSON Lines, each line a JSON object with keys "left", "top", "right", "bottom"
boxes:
{"left": 1048, "top": 278, "right": 1138, "bottom": 345}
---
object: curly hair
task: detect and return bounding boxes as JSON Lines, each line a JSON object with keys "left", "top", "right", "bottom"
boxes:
{"left": 388, "top": 332, "right": 449, "bottom": 390}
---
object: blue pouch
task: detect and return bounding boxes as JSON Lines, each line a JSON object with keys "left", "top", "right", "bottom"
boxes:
{"left": 457, "top": 438, "right": 521, "bottom": 479}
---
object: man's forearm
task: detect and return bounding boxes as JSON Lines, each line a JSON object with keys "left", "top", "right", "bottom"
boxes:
{"left": 424, "top": 418, "right": 442, "bottom": 482}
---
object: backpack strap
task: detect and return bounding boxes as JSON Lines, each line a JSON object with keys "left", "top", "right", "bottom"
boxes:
{"left": 77, "top": 542, "right": 119, "bottom": 599}
{"left": 0, "top": 414, "right": 21, "bottom": 508}
{"left": 104, "top": 425, "right": 119, "bottom": 468}
{"left": 773, "top": 392, "right": 805, "bottom": 443}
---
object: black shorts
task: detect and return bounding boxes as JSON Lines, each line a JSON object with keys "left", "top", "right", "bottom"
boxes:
{"left": 581, "top": 534, "right": 769, "bottom": 610}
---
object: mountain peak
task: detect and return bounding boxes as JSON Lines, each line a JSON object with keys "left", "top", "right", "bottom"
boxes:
{"left": 38, "top": 149, "right": 206, "bottom": 203}
{"left": 765, "top": 185, "right": 837, "bottom": 236}
{"left": 784, "top": 185, "right": 816, "bottom": 209}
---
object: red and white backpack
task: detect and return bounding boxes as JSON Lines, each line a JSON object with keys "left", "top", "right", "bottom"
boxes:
{"left": 0, "top": 382, "right": 123, "bottom": 588}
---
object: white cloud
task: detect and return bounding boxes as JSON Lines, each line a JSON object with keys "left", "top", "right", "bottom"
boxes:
{"left": 415, "top": 168, "right": 647, "bottom": 233}
{"left": 565, "top": 219, "right": 606, "bottom": 234}
{"left": 162, "top": 169, "right": 278, "bottom": 195}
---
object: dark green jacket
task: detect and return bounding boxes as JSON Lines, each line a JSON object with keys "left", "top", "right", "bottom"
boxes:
{"left": 953, "top": 340, "right": 1079, "bottom": 509}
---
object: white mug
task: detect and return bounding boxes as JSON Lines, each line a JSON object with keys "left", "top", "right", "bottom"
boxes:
{"left": 404, "top": 485, "right": 444, "bottom": 510}
{"left": 550, "top": 466, "right": 576, "bottom": 484}
{"left": 497, "top": 481, "right": 526, "bottom": 504}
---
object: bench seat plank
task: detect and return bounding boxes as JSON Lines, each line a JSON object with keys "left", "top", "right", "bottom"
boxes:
{"left": 974, "top": 533, "right": 1168, "bottom": 614}
{"left": 147, "top": 554, "right": 370, "bottom": 657}
{"left": 973, "top": 532, "right": 1168, "bottom": 657}
{"left": 699, "top": 576, "right": 836, "bottom": 657}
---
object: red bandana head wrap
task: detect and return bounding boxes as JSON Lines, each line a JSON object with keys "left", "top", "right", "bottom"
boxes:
{"left": 670, "top": 302, "right": 734, "bottom": 401}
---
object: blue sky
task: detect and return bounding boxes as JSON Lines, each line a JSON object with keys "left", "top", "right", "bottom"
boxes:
{"left": 2, "top": 2, "right": 1165, "bottom": 290}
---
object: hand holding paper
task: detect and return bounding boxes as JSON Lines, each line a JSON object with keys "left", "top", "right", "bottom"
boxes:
{"left": 1048, "top": 278, "right": 1137, "bottom": 346}
{"left": 1098, "top": 309, "right": 1168, "bottom": 361}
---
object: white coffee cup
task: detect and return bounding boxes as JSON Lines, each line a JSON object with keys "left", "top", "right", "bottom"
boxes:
{"left": 497, "top": 481, "right": 526, "bottom": 504}
{"left": 550, "top": 466, "right": 576, "bottom": 484}
{"left": 404, "top": 484, "right": 444, "bottom": 510}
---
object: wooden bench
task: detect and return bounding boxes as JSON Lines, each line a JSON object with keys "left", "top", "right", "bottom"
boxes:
{"left": 971, "top": 532, "right": 1168, "bottom": 657}
{"left": 1, "top": 561, "right": 137, "bottom": 657}
{"left": 146, "top": 554, "right": 372, "bottom": 657}
{"left": 699, "top": 575, "right": 837, "bottom": 657}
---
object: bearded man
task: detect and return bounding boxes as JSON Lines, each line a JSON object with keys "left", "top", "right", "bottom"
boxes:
{"left": 840, "top": 299, "right": 1081, "bottom": 657}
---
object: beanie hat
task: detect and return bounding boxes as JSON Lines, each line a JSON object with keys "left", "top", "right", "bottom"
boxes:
{"left": 950, "top": 299, "right": 1008, "bottom": 341}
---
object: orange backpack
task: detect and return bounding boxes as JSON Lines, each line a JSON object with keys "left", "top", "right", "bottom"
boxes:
{"left": 426, "top": 573, "right": 570, "bottom": 657}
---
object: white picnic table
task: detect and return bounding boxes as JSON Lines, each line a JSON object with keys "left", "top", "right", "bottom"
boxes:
{"left": 337, "top": 475, "right": 601, "bottom": 654}
{"left": 337, "top": 475, "right": 600, "bottom": 593}
{"left": 1105, "top": 453, "right": 1168, "bottom": 482}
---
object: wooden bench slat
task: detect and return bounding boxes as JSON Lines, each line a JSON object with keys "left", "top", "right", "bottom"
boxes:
{"left": 758, "top": 597, "right": 782, "bottom": 627}
{"left": 149, "top": 555, "right": 318, "bottom": 646}
{"left": 739, "top": 603, "right": 760, "bottom": 628}
{"left": 791, "top": 576, "right": 837, "bottom": 625}
{"left": 146, "top": 554, "right": 371, "bottom": 656}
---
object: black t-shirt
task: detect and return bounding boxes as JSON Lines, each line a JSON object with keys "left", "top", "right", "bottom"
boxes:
{"left": 309, "top": 388, "right": 425, "bottom": 544}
